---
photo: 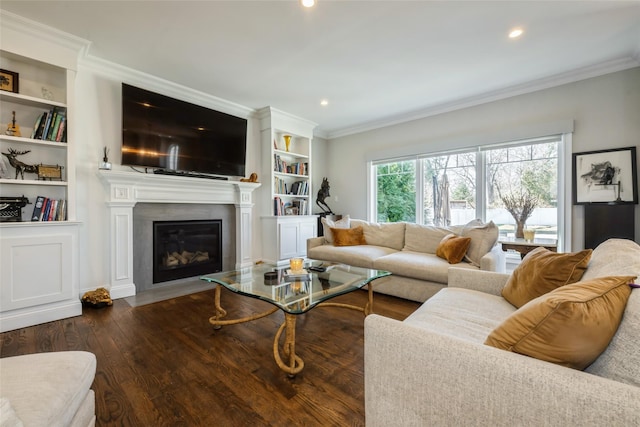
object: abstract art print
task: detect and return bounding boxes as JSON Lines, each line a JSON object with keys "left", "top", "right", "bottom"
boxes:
{"left": 572, "top": 146, "right": 637, "bottom": 204}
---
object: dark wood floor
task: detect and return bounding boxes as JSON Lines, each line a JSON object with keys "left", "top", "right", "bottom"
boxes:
{"left": 0, "top": 287, "right": 419, "bottom": 426}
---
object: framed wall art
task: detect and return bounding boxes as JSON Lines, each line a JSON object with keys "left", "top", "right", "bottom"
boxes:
{"left": 0, "top": 69, "right": 19, "bottom": 93}
{"left": 572, "top": 146, "right": 638, "bottom": 204}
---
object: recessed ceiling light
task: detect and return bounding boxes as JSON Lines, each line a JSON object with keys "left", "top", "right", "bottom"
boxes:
{"left": 509, "top": 28, "right": 524, "bottom": 39}
{"left": 320, "top": 99, "right": 329, "bottom": 106}
{"left": 301, "top": 0, "right": 315, "bottom": 8}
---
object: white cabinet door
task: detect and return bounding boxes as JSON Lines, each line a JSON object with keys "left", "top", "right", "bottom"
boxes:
{"left": 279, "top": 222, "right": 300, "bottom": 259}
{"left": 298, "top": 219, "right": 317, "bottom": 257}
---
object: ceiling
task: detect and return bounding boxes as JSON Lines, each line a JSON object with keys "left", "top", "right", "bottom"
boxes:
{"left": 1, "top": 1, "right": 639, "bottom": 138}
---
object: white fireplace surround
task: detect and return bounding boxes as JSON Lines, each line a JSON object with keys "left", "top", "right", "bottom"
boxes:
{"left": 99, "top": 170, "right": 260, "bottom": 299}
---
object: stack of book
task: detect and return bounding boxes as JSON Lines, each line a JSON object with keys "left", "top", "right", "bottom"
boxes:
{"left": 30, "top": 196, "right": 67, "bottom": 221}
{"left": 31, "top": 107, "right": 67, "bottom": 142}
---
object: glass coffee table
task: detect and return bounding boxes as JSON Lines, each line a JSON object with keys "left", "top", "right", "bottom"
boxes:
{"left": 201, "top": 260, "right": 390, "bottom": 377}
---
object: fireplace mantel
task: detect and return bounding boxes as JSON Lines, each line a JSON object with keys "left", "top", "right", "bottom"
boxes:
{"left": 99, "top": 170, "right": 261, "bottom": 298}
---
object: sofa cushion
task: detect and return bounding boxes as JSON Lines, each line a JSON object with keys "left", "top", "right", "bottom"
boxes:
{"left": 374, "top": 250, "right": 476, "bottom": 283}
{"left": 321, "top": 215, "right": 350, "bottom": 244}
{"left": 436, "top": 234, "right": 471, "bottom": 264}
{"left": 586, "top": 287, "right": 640, "bottom": 386}
{"left": 0, "top": 351, "right": 96, "bottom": 427}
{"left": 460, "top": 220, "right": 499, "bottom": 266}
{"left": 485, "top": 276, "right": 634, "bottom": 370}
{"left": 404, "top": 287, "right": 516, "bottom": 344}
{"left": 361, "top": 221, "right": 406, "bottom": 250}
{"left": 403, "top": 223, "right": 451, "bottom": 254}
{"left": 582, "top": 238, "right": 640, "bottom": 281}
{"left": 307, "top": 244, "right": 397, "bottom": 269}
{"left": 502, "top": 247, "right": 592, "bottom": 308}
{"left": 0, "top": 398, "right": 22, "bottom": 427}
{"left": 331, "top": 225, "right": 366, "bottom": 246}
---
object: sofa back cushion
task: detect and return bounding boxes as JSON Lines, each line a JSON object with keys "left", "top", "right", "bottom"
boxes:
{"left": 582, "top": 238, "right": 640, "bottom": 280}
{"left": 403, "top": 223, "right": 451, "bottom": 253}
{"left": 583, "top": 239, "right": 640, "bottom": 386}
{"left": 361, "top": 221, "right": 406, "bottom": 250}
{"left": 586, "top": 287, "right": 640, "bottom": 385}
{"left": 486, "top": 276, "right": 635, "bottom": 370}
{"left": 502, "top": 247, "right": 593, "bottom": 308}
{"left": 460, "top": 220, "right": 499, "bottom": 266}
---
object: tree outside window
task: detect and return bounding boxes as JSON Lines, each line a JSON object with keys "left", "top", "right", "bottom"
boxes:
{"left": 375, "top": 160, "right": 416, "bottom": 222}
{"left": 486, "top": 142, "right": 558, "bottom": 239}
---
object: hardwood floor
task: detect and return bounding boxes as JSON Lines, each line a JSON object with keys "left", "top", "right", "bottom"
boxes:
{"left": 0, "top": 287, "right": 419, "bottom": 426}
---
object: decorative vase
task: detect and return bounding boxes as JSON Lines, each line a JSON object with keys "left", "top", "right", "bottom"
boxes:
{"left": 283, "top": 135, "right": 292, "bottom": 152}
{"left": 515, "top": 221, "right": 525, "bottom": 239}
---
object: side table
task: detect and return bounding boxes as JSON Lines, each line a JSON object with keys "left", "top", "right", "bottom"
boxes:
{"left": 499, "top": 237, "right": 558, "bottom": 259}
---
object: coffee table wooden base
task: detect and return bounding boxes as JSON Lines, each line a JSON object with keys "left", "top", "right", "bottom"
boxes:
{"left": 208, "top": 283, "right": 374, "bottom": 377}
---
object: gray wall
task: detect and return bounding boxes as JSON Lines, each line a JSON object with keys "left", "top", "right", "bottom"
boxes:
{"left": 324, "top": 67, "right": 640, "bottom": 250}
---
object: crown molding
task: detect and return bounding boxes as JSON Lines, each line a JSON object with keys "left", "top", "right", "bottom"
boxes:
{"left": 0, "top": 10, "right": 90, "bottom": 59}
{"left": 80, "top": 55, "right": 255, "bottom": 119}
{"left": 326, "top": 56, "right": 640, "bottom": 140}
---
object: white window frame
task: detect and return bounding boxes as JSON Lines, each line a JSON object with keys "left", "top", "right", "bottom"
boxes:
{"left": 367, "top": 133, "right": 572, "bottom": 251}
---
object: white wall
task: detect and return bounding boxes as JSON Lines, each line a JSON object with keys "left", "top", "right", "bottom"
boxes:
{"left": 325, "top": 67, "right": 640, "bottom": 250}
{"left": 74, "top": 59, "right": 262, "bottom": 293}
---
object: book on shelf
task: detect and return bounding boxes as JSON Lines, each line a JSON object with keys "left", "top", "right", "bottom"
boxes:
{"left": 30, "top": 113, "right": 45, "bottom": 139}
{"left": 31, "top": 196, "right": 67, "bottom": 221}
{"left": 32, "top": 107, "right": 67, "bottom": 142}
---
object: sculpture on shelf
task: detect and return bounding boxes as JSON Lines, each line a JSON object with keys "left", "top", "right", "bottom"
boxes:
{"left": 316, "top": 177, "right": 333, "bottom": 214}
{"left": 1, "top": 148, "right": 37, "bottom": 179}
{"left": 240, "top": 172, "right": 258, "bottom": 183}
{"left": 5, "top": 111, "right": 21, "bottom": 137}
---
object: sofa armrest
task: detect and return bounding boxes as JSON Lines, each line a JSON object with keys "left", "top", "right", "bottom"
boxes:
{"left": 448, "top": 267, "right": 510, "bottom": 296}
{"left": 307, "top": 236, "right": 325, "bottom": 254}
{"left": 364, "top": 314, "right": 640, "bottom": 426}
{"left": 479, "top": 244, "right": 506, "bottom": 272}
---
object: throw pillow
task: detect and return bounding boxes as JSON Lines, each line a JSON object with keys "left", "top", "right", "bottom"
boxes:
{"left": 321, "top": 215, "right": 350, "bottom": 244}
{"left": 436, "top": 234, "right": 472, "bottom": 264}
{"left": 460, "top": 220, "right": 499, "bottom": 266}
{"left": 502, "top": 247, "right": 593, "bottom": 308}
{"left": 485, "top": 275, "right": 635, "bottom": 370}
{"left": 331, "top": 225, "right": 366, "bottom": 246}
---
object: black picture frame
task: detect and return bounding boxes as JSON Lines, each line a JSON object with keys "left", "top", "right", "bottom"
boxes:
{"left": 572, "top": 146, "right": 638, "bottom": 205}
{"left": 0, "top": 69, "right": 19, "bottom": 93}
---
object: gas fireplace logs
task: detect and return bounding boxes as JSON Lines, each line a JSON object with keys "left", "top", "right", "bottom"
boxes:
{"left": 163, "top": 250, "right": 210, "bottom": 267}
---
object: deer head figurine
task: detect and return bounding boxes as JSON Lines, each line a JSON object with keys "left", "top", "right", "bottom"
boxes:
{"left": 1, "top": 148, "right": 38, "bottom": 180}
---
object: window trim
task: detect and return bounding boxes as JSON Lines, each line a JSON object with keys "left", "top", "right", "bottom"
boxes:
{"left": 368, "top": 133, "right": 572, "bottom": 251}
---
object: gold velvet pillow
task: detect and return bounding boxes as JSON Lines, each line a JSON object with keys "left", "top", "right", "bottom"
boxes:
{"left": 486, "top": 276, "right": 635, "bottom": 370}
{"left": 436, "top": 234, "right": 472, "bottom": 264}
{"left": 502, "top": 247, "right": 593, "bottom": 308}
{"left": 331, "top": 226, "right": 366, "bottom": 246}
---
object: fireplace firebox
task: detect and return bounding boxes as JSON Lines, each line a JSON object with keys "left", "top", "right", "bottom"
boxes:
{"left": 153, "top": 220, "right": 222, "bottom": 284}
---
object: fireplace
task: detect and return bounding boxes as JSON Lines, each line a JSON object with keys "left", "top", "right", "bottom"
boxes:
{"left": 153, "top": 220, "right": 222, "bottom": 284}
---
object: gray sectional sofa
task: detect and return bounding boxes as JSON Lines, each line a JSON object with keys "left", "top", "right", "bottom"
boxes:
{"left": 307, "top": 217, "right": 506, "bottom": 302}
{"left": 365, "top": 238, "right": 640, "bottom": 425}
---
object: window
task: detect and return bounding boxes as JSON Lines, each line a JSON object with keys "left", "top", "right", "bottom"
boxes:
{"left": 374, "top": 159, "right": 416, "bottom": 222}
{"left": 485, "top": 141, "right": 558, "bottom": 240}
{"left": 371, "top": 136, "right": 564, "bottom": 246}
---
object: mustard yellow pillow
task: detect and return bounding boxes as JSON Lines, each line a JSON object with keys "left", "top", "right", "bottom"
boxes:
{"left": 436, "top": 234, "right": 472, "bottom": 264}
{"left": 331, "top": 226, "right": 366, "bottom": 246}
{"left": 502, "top": 247, "right": 592, "bottom": 308}
{"left": 486, "top": 276, "right": 635, "bottom": 370}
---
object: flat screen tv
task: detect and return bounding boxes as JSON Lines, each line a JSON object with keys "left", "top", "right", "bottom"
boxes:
{"left": 121, "top": 83, "right": 247, "bottom": 177}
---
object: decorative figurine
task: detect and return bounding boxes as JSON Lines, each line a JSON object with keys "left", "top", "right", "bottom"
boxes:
{"left": 316, "top": 177, "right": 333, "bottom": 214}
{"left": 240, "top": 172, "right": 258, "bottom": 183}
{"left": 5, "top": 111, "right": 21, "bottom": 137}
{"left": 1, "top": 148, "right": 37, "bottom": 179}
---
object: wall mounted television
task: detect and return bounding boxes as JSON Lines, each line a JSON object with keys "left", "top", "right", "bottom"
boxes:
{"left": 121, "top": 83, "right": 247, "bottom": 177}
